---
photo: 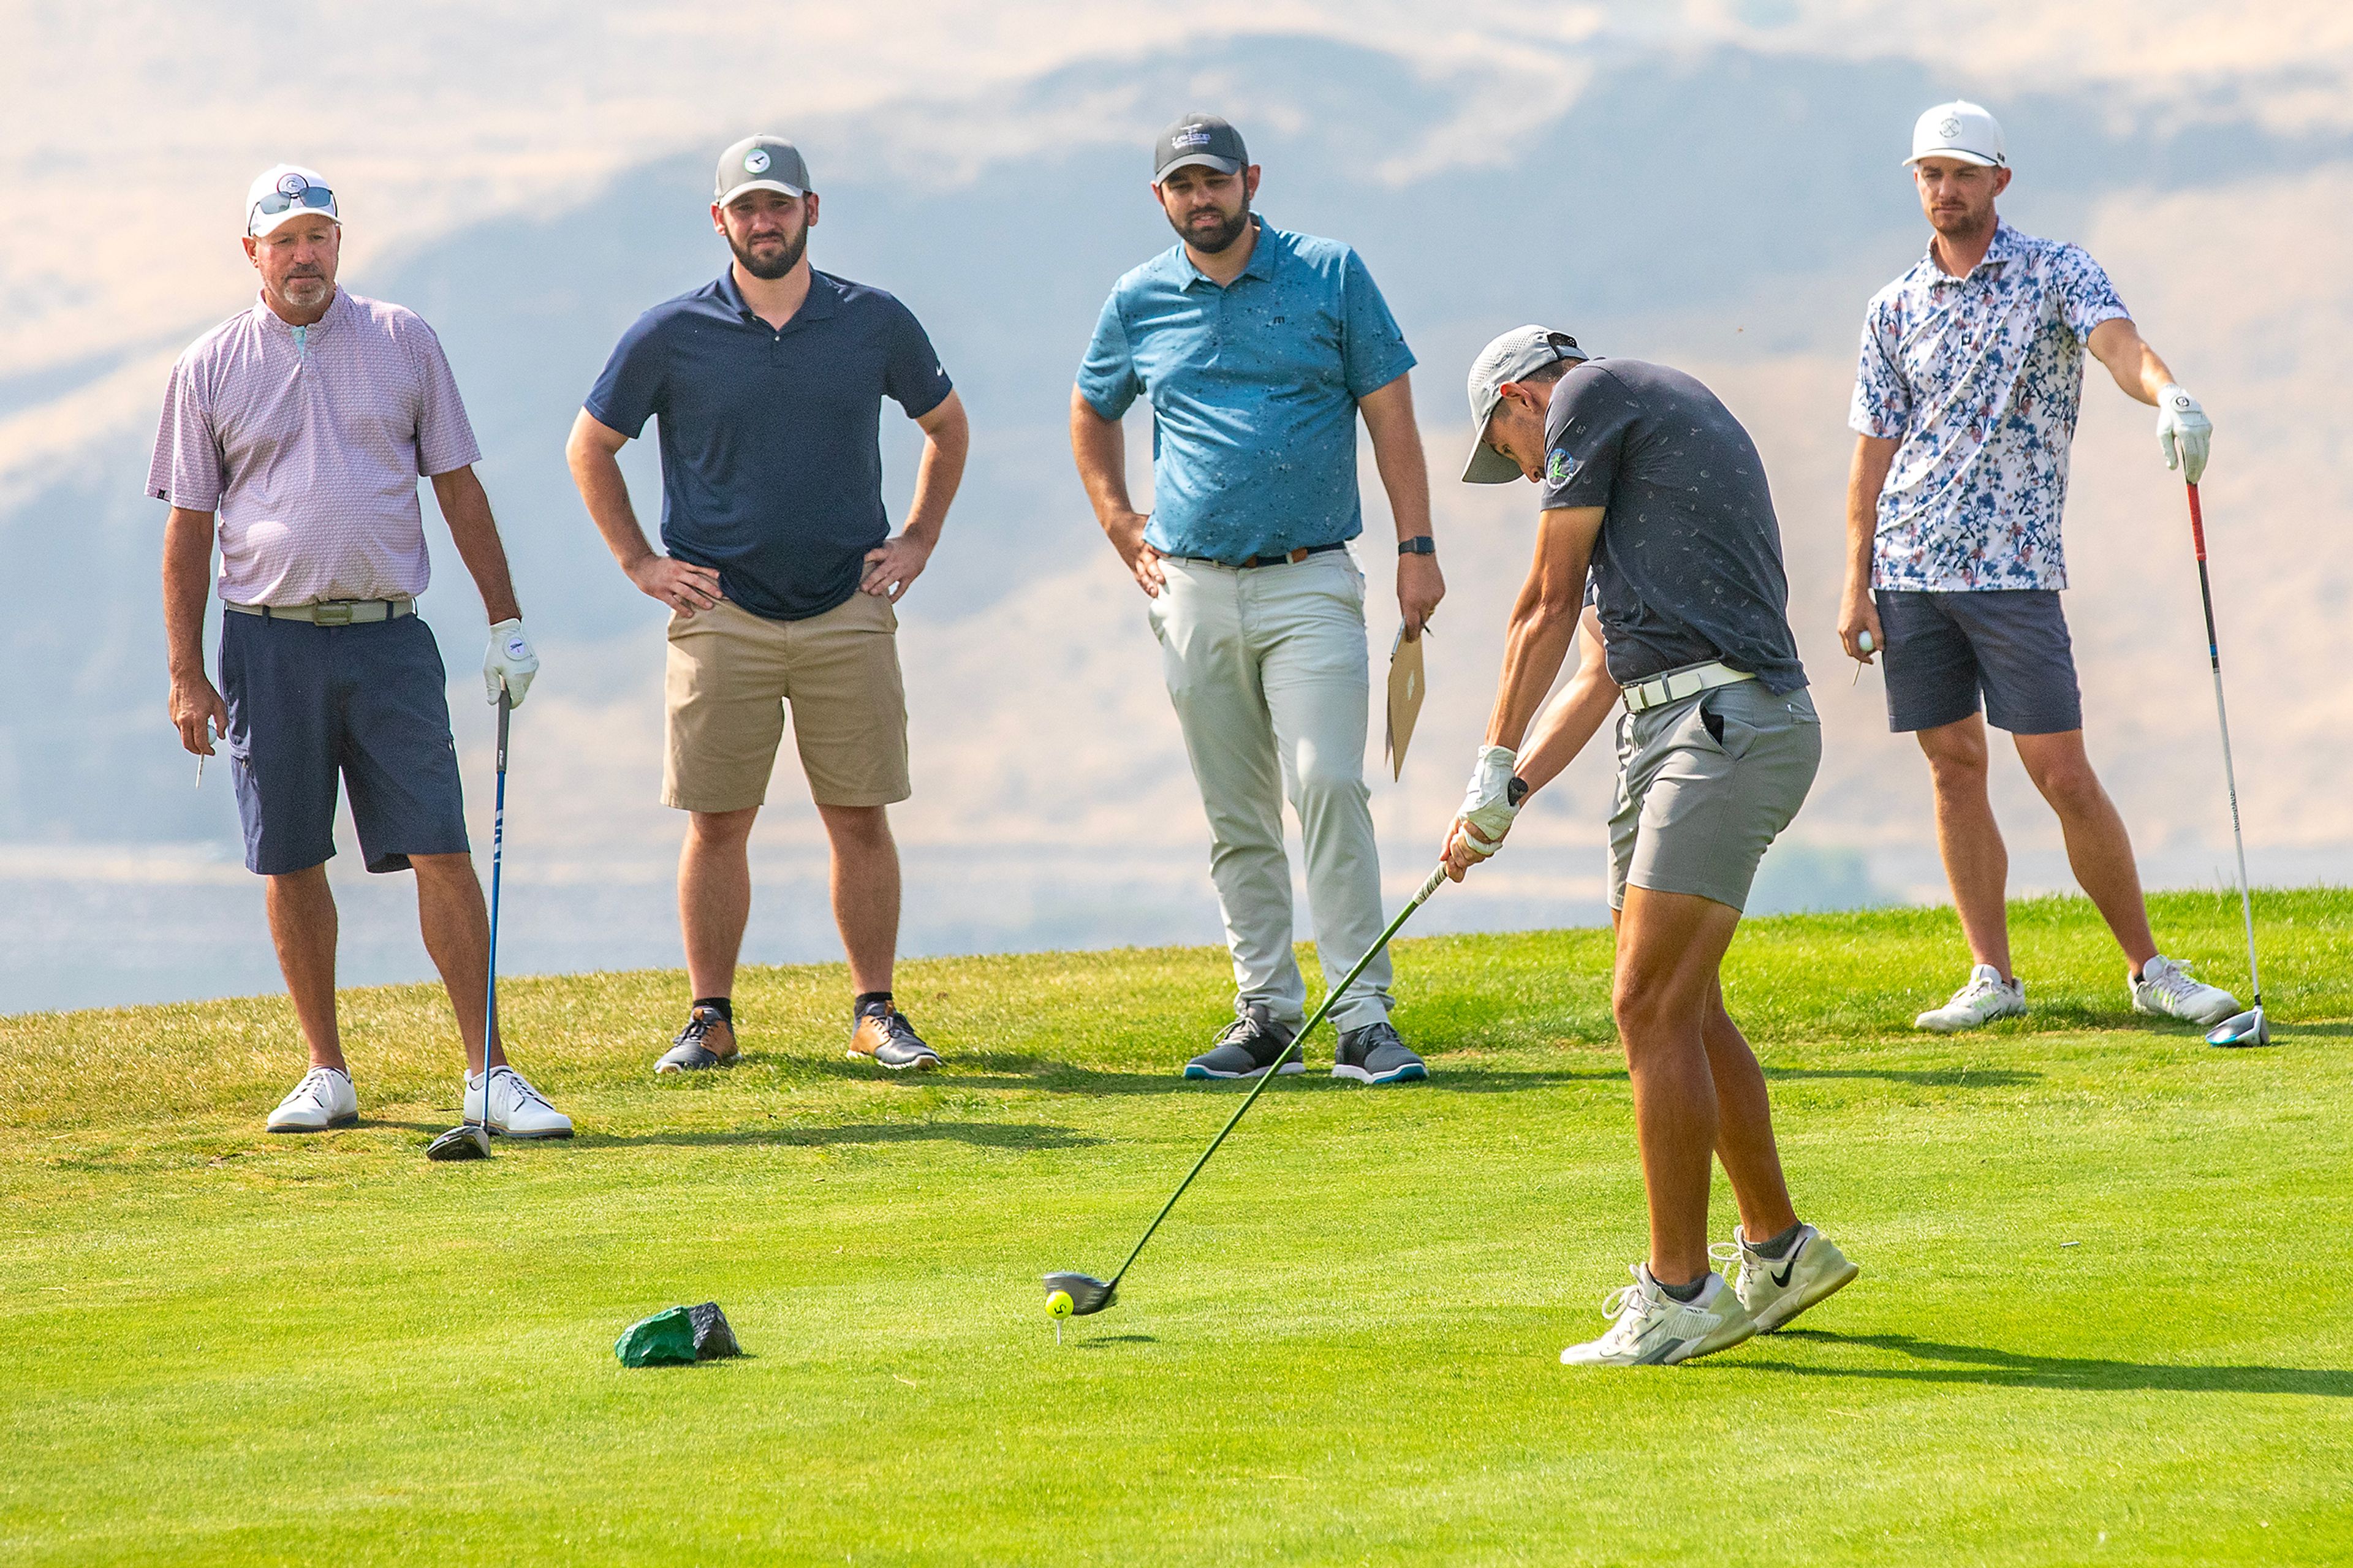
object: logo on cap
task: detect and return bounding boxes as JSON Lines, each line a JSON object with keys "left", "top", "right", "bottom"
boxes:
{"left": 276, "top": 172, "right": 309, "bottom": 197}
{"left": 1938, "top": 118, "right": 1961, "bottom": 139}
{"left": 1174, "top": 129, "right": 1213, "bottom": 149}
{"left": 745, "top": 148, "right": 771, "bottom": 174}
{"left": 1547, "top": 449, "right": 1577, "bottom": 484}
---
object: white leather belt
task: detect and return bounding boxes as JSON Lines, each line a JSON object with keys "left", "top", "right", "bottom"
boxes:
{"left": 1621, "top": 661, "right": 1754, "bottom": 714}
{"left": 227, "top": 598, "right": 415, "bottom": 625}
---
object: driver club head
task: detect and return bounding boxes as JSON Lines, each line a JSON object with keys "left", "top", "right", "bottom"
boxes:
{"left": 2205, "top": 1006, "right": 2271, "bottom": 1048}
{"left": 1042, "top": 1272, "right": 1116, "bottom": 1317}
{"left": 426, "top": 1124, "right": 493, "bottom": 1161}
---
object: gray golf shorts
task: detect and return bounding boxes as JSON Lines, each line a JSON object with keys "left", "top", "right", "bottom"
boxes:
{"left": 1875, "top": 588, "right": 2082, "bottom": 736}
{"left": 1608, "top": 680, "right": 1821, "bottom": 914}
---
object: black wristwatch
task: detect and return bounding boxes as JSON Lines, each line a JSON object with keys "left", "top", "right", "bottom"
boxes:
{"left": 1507, "top": 777, "right": 1530, "bottom": 807}
{"left": 1398, "top": 536, "right": 1436, "bottom": 556}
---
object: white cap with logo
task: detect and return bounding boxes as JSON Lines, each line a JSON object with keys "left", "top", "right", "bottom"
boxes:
{"left": 246, "top": 164, "right": 339, "bottom": 237}
{"left": 1906, "top": 101, "right": 2005, "bottom": 169}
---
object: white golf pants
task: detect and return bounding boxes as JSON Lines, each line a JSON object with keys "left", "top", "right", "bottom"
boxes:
{"left": 1148, "top": 550, "right": 1394, "bottom": 1034}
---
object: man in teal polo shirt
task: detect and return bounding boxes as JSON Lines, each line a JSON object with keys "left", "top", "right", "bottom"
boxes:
{"left": 1069, "top": 113, "right": 1445, "bottom": 1084}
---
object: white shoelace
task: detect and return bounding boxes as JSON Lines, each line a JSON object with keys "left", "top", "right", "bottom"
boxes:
{"left": 491, "top": 1067, "right": 553, "bottom": 1111}
{"left": 292, "top": 1066, "right": 344, "bottom": 1102}
{"left": 2144, "top": 960, "right": 2203, "bottom": 1002}
{"left": 1707, "top": 1240, "right": 1751, "bottom": 1290}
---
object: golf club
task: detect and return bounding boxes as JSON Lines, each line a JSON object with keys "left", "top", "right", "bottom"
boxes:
{"left": 1043, "top": 861, "right": 1452, "bottom": 1319}
{"left": 428, "top": 688, "right": 511, "bottom": 1159}
{"left": 2181, "top": 483, "right": 2269, "bottom": 1048}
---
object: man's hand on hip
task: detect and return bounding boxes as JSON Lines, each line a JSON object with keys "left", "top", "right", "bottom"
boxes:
{"left": 1443, "top": 744, "right": 1523, "bottom": 882}
{"left": 860, "top": 534, "right": 934, "bottom": 602}
{"left": 1396, "top": 551, "right": 1444, "bottom": 639}
{"left": 627, "top": 555, "right": 723, "bottom": 616}
{"left": 484, "top": 618, "right": 540, "bottom": 707}
{"left": 1105, "top": 510, "right": 1164, "bottom": 597}
{"left": 170, "top": 673, "right": 229, "bottom": 756}
{"left": 2156, "top": 384, "right": 2212, "bottom": 485}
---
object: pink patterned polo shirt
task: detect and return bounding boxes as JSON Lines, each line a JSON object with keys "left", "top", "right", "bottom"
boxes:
{"left": 148, "top": 287, "right": 482, "bottom": 607}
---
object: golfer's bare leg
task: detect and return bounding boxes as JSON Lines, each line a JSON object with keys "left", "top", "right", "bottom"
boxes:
{"left": 265, "top": 865, "right": 343, "bottom": 1071}
{"left": 1612, "top": 887, "right": 1746, "bottom": 1286}
{"left": 1700, "top": 980, "right": 1800, "bottom": 1242}
{"left": 1917, "top": 714, "right": 2014, "bottom": 976}
{"left": 681, "top": 806, "right": 758, "bottom": 999}
{"left": 2014, "top": 730, "right": 2158, "bottom": 971}
{"left": 412, "top": 852, "right": 502, "bottom": 1074}
{"left": 817, "top": 803, "right": 898, "bottom": 996}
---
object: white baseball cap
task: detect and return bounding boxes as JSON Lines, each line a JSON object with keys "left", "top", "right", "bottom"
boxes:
{"left": 1906, "top": 101, "right": 2005, "bottom": 168}
{"left": 1461, "top": 325, "right": 1586, "bottom": 483}
{"left": 246, "top": 164, "right": 339, "bottom": 237}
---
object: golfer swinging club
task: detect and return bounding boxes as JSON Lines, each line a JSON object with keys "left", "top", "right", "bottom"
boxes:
{"left": 1449, "top": 327, "right": 1856, "bottom": 1366}
{"left": 1843, "top": 101, "right": 2239, "bottom": 1033}
{"left": 569, "top": 135, "right": 969, "bottom": 1074}
{"left": 153, "top": 164, "right": 570, "bottom": 1139}
{"left": 1070, "top": 113, "right": 1445, "bottom": 1085}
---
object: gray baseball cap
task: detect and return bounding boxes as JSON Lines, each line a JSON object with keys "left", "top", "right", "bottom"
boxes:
{"left": 1462, "top": 325, "right": 1586, "bottom": 483}
{"left": 1153, "top": 113, "right": 1248, "bottom": 183}
{"left": 715, "top": 135, "right": 811, "bottom": 206}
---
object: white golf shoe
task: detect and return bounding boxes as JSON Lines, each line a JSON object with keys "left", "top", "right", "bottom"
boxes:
{"left": 1710, "top": 1223, "right": 1860, "bottom": 1333}
{"left": 1560, "top": 1265, "right": 1756, "bottom": 1367}
{"left": 464, "top": 1065, "right": 574, "bottom": 1139}
{"left": 2131, "top": 956, "right": 2239, "bottom": 1028}
{"left": 1914, "top": 963, "right": 2026, "bottom": 1032}
{"left": 267, "top": 1066, "right": 358, "bottom": 1133}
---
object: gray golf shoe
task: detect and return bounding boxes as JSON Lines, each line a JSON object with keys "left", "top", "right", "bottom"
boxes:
{"left": 656, "top": 1006, "right": 738, "bottom": 1074}
{"left": 1333, "top": 1020, "right": 1427, "bottom": 1085}
{"left": 1184, "top": 1003, "right": 1303, "bottom": 1080}
{"left": 850, "top": 1004, "right": 941, "bottom": 1071}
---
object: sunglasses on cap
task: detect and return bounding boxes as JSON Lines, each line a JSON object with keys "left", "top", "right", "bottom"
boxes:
{"left": 250, "top": 185, "right": 338, "bottom": 227}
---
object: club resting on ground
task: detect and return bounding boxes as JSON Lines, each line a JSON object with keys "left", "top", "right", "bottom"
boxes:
{"left": 428, "top": 689, "right": 511, "bottom": 1159}
{"left": 1043, "top": 862, "right": 1453, "bottom": 1317}
{"left": 2181, "top": 483, "right": 2269, "bottom": 1048}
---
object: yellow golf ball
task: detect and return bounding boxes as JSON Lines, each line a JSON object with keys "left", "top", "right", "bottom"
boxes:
{"left": 1046, "top": 1290, "right": 1075, "bottom": 1319}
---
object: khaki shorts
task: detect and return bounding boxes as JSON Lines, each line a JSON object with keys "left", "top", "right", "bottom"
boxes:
{"left": 1608, "top": 680, "right": 1819, "bottom": 913}
{"left": 663, "top": 593, "right": 910, "bottom": 813}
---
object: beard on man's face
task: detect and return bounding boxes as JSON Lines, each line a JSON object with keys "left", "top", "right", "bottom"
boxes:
{"left": 1168, "top": 193, "right": 1251, "bottom": 254}
{"left": 730, "top": 222, "right": 807, "bottom": 281}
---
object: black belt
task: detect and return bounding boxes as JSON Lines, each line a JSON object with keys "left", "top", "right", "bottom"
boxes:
{"left": 1176, "top": 542, "right": 1349, "bottom": 570}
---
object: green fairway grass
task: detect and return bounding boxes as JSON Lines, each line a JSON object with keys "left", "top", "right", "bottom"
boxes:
{"left": 3, "top": 890, "right": 2349, "bottom": 1565}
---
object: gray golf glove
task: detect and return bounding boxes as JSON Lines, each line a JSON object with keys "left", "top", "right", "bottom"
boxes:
{"left": 1453, "top": 744, "right": 1522, "bottom": 861}
{"left": 2156, "top": 384, "right": 2211, "bottom": 485}
{"left": 485, "top": 618, "right": 540, "bottom": 708}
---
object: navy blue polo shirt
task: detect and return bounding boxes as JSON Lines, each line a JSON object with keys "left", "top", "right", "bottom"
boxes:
{"left": 585, "top": 268, "right": 953, "bottom": 621}
{"left": 1076, "top": 219, "right": 1415, "bottom": 563}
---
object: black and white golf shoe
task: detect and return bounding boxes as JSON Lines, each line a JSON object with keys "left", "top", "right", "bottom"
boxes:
{"left": 1333, "top": 1020, "right": 1427, "bottom": 1085}
{"left": 1183, "top": 1003, "right": 1303, "bottom": 1080}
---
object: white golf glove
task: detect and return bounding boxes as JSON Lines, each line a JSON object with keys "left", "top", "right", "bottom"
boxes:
{"left": 484, "top": 618, "right": 539, "bottom": 708}
{"left": 2156, "top": 383, "right": 2212, "bottom": 485}
{"left": 1452, "top": 744, "right": 1523, "bottom": 862}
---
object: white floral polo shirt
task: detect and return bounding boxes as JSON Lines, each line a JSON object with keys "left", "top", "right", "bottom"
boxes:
{"left": 1848, "top": 222, "right": 2129, "bottom": 592}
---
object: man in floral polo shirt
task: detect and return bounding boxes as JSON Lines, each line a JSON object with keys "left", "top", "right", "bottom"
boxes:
{"left": 1838, "top": 100, "right": 2239, "bottom": 1034}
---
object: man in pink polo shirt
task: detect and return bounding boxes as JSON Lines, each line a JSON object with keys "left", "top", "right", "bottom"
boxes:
{"left": 152, "top": 164, "right": 571, "bottom": 1142}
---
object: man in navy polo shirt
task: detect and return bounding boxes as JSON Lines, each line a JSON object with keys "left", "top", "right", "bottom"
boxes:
{"left": 567, "top": 134, "right": 969, "bottom": 1074}
{"left": 1070, "top": 113, "right": 1445, "bottom": 1085}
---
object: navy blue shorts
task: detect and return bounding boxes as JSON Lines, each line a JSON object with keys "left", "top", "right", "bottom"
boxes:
{"left": 219, "top": 612, "right": 470, "bottom": 876}
{"left": 1874, "top": 589, "right": 2083, "bottom": 736}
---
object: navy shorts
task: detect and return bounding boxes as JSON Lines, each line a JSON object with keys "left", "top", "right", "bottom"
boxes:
{"left": 1875, "top": 589, "right": 2083, "bottom": 736}
{"left": 219, "top": 612, "right": 470, "bottom": 876}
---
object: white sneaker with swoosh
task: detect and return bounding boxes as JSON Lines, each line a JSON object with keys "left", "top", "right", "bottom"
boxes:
{"left": 2130, "top": 956, "right": 2239, "bottom": 1028}
{"left": 1712, "top": 1223, "right": 1859, "bottom": 1333}
{"left": 1560, "top": 1265, "right": 1756, "bottom": 1367}
{"left": 1914, "top": 964, "right": 2026, "bottom": 1032}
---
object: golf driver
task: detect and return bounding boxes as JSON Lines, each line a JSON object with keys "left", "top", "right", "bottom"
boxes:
{"left": 2181, "top": 483, "right": 2269, "bottom": 1048}
{"left": 1043, "top": 862, "right": 1452, "bottom": 1318}
{"left": 428, "top": 688, "right": 511, "bottom": 1159}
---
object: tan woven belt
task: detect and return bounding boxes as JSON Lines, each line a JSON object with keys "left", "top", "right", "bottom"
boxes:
{"left": 226, "top": 598, "right": 415, "bottom": 625}
{"left": 1621, "top": 661, "right": 1755, "bottom": 714}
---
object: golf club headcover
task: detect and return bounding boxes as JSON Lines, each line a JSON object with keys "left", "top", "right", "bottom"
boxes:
{"left": 1456, "top": 744, "right": 1521, "bottom": 857}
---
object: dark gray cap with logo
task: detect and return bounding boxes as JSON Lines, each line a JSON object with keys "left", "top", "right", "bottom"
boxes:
{"left": 1153, "top": 114, "right": 1248, "bottom": 183}
{"left": 716, "top": 135, "right": 811, "bottom": 206}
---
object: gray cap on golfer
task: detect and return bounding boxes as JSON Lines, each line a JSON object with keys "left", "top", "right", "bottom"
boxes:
{"left": 1154, "top": 113, "right": 1248, "bottom": 183}
{"left": 1461, "top": 325, "right": 1585, "bottom": 483}
{"left": 716, "top": 134, "right": 811, "bottom": 205}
